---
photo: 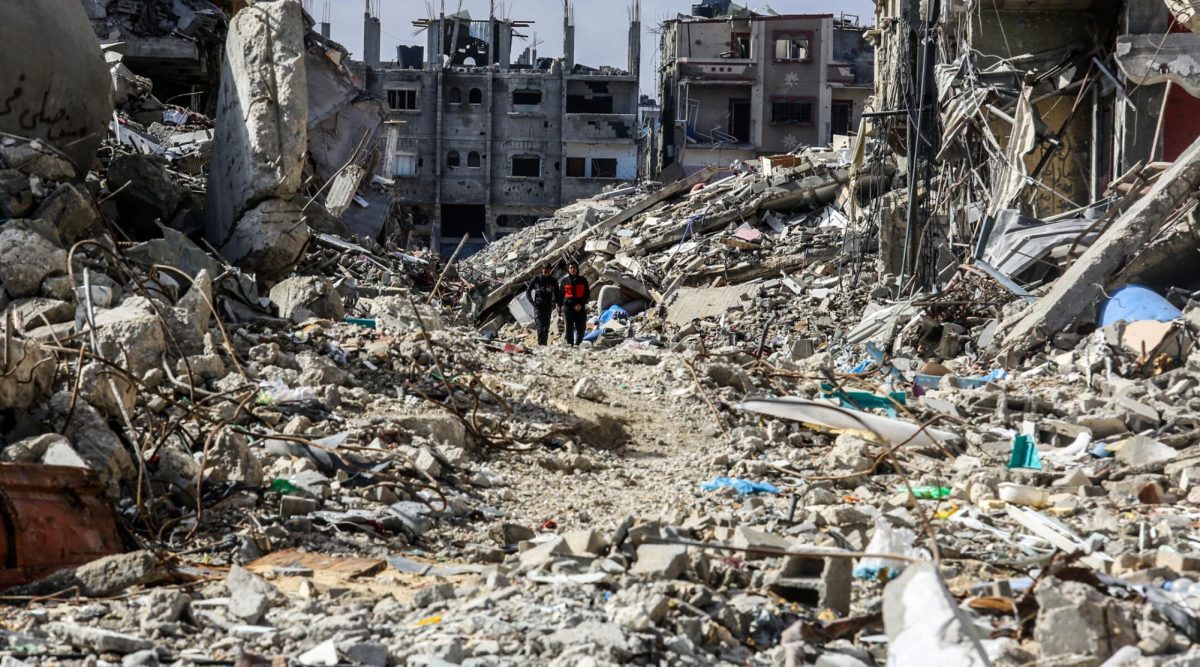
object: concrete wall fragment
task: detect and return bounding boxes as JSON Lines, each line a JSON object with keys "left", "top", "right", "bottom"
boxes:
{"left": 205, "top": 0, "right": 309, "bottom": 251}
{"left": 0, "top": 0, "right": 113, "bottom": 175}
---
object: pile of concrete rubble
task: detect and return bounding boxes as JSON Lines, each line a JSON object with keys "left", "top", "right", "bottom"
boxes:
{"left": 4, "top": 0, "right": 1200, "bottom": 666}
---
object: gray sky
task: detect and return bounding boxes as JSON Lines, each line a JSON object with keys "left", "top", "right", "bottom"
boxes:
{"left": 315, "top": 0, "right": 876, "bottom": 96}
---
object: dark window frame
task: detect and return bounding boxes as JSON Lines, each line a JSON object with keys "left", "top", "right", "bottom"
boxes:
{"left": 510, "top": 154, "right": 542, "bottom": 178}
{"left": 447, "top": 87, "right": 462, "bottom": 104}
{"left": 468, "top": 88, "right": 483, "bottom": 104}
{"left": 447, "top": 150, "right": 461, "bottom": 168}
{"left": 512, "top": 89, "right": 543, "bottom": 107}
{"left": 386, "top": 88, "right": 418, "bottom": 111}
{"left": 591, "top": 158, "right": 618, "bottom": 179}
{"left": 771, "top": 98, "right": 815, "bottom": 125}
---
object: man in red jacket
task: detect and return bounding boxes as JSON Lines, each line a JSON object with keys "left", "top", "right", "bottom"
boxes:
{"left": 560, "top": 261, "right": 590, "bottom": 346}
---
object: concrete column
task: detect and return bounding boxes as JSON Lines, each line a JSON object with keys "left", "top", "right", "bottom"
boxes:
{"left": 628, "top": 21, "right": 641, "bottom": 77}
{"left": 563, "top": 5, "right": 575, "bottom": 71}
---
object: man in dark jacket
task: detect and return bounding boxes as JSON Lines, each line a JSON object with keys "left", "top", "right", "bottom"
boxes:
{"left": 560, "top": 261, "right": 590, "bottom": 346}
{"left": 526, "top": 264, "right": 561, "bottom": 345}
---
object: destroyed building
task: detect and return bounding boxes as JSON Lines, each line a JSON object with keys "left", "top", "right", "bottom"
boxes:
{"left": 655, "top": 4, "right": 874, "bottom": 176}
{"left": 9, "top": 0, "right": 1200, "bottom": 665}
{"left": 347, "top": 4, "right": 643, "bottom": 254}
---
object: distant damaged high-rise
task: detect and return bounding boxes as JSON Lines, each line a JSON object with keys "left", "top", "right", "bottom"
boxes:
{"left": 348, "top": 2, "right": 644, "bottom": 254}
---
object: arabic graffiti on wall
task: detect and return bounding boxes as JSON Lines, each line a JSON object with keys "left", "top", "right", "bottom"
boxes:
{"left": 0, "top": 74, "right": 92, "bottom": 143}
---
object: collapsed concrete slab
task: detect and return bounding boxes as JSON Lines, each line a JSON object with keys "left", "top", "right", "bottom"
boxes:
{"left": 997, "top": 135, "right": 1200, "bottom": 360}
{"left": 205, "top": 0, "right": 308, "bottom": 267}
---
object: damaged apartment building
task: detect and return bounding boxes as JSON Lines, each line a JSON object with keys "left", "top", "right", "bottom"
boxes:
{"left": 866, "top": 0, "right": 1200, "bottom": 294}
{"left": 654, "top": 0, "right": 874, "bottom": 177}
{"left": 350, "top": 4, "right": 643, "bottom": 254}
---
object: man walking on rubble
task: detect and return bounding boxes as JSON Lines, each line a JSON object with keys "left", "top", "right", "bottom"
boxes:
{"left": 526, "top": 264, "right": 561, "bottom": 346}
{"left": 560, "top": 261, "right": 590, "bottom": 346}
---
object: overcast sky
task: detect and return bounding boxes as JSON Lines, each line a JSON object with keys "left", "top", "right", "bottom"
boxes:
{"left": 314, "top": 0, "right": 876, "bottom": 95}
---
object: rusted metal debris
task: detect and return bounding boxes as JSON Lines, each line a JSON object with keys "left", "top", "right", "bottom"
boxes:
{"left": 0, "top": 464, "right": 124, "bottom": 587}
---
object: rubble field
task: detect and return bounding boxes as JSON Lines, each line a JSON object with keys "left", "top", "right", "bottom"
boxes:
{"left": 3, "top": 1, "right": 1200, "bottom": 666}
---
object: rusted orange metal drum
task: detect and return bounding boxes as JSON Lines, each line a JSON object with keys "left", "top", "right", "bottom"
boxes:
{"left": 0, "top": 464, "right": 124, "bottom": 587}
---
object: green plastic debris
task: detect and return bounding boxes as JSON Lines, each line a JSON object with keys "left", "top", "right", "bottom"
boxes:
{"left": 904, "top": 485, "right": 951, "bottom": 499}
{"left": 271, "top": 479, "right": 300, "bottom": 494}
{"left": 344, "top": 317, "right": 377, "bottom": 329}
{"left": 1008, "top": 433, "right": 1043, "bottom": 470}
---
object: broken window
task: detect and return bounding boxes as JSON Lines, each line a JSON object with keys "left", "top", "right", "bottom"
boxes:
{"left": 566, "top": 157, "right": 586, "bottom": 177}
{"left": 511, "top": 155, "right": 541, "bottom": 177}
{"left": 732, "top": 32, "right": 751, "bottom": 58}
{"left": 772, "top": 100, "right": 813, "bottom": 124}
{"left": 386, "top": 89, "right": 417, "bottom": 110}
{"left": 467, "top": 151, "right": 481, "bottom": 167}
{"left": 448, "top": 87, "right": 462, "bottom": 104}
{"left": 469, "top": 88, "right": 483, "bottom": 104}
{"left": 512, "top": 89, "right": 543, "bottom": 106}
{"left": 567, "top": 95, "right": 615, "bottom": 114}
{"left": 591, "top": 158, "right": 618, "bottom": 178}
{"left": 393, "top": 152, "right": 418, "bottom": 177}
{"left": 447, "top": 151, "right": 461, "bottom": 168}
{"left": 774, "top": 35, "right": 811, "bottom": 62}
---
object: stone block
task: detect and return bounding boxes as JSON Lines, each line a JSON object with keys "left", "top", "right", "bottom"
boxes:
{"left": 218, "top": 198, "right": 311, "bottom": 280}
{"left": 630, "top": 544, "right": 687, "bottom": 579}
{"left": 564, "top": 529, "right": 608, "bottom": 557}
{"left": 90, "top": 297, "right": 167, "bottom": 376}
{"left": 226, "top": 564, "right": 276, "bottom": 624}
{"left": 767, "top": 553, "right": 852, "bottom": 614}
{"left": 0, "top": 221, "right": 66, "bottom": 297}
{"left": 597, "top": 285, "right": 621, "bottom": 311}
{"left": 269, "top": 276, "right": 344, "bottom": 323}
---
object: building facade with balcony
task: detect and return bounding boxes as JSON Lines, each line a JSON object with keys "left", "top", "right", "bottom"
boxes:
{"left": 356, "top": 8, "right": 641, "bottom": 254}
{"left": 655, "top": 7, "right": 872, "bottom": 176}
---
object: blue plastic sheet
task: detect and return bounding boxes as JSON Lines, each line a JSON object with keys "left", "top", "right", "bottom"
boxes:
{"left": 584, "top": 305, "right": 631, "bottom": 343}
{"left": 1098, "top": 284, "right": 1181, "bottom": 327}
{"left": 699, "top": 477, "right": 780, "bottom": 495}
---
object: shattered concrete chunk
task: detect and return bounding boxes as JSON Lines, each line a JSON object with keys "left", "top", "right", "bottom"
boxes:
{"left": 217, "top": 198, "right": 311, "bottom": 279}
{"left": 1035, "top": 577, "right": 1137, "bottom": 661}
{"left": 0, "top": 338, "right": 55, "bottom": 410}
{"left": 0, "top": 221, "right": 67, "bottom": 298}
{"left": 883, "top": 563, "right": 991, "bottom": 666}
{"left": 46, "top": 623, "right": 151, "bottom": 655}
{"left": 33, "top": 183, "right": 102, "bottom": 242}
{"left": 226, "top": 564, "right": 277, "bottom": 624}
{"left": 270, "top": 276, "right": 345, "bottom": 323}
{"left": 630, "top": 544, "right": 687, "bottom": 579}
{"left": 90, "top": 297, "right": 168, "bottom": 377}
{"left": 74, "top": 551, "right": 167, "bottom": 597}
{"left": 48, "top": 392, "right": 136, "bottom": 487}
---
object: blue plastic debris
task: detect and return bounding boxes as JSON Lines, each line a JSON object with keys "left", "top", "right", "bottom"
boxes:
{"left": 583, "top": 305, "right": 631, "bottom": 343}
{"left": 1007, "top": 434, "right": 1043, "bottom": 470}
{"left": 1098, "top": 284, "right": 1182, "bottom": 327}
{"left": 700, "top": 477, "right": 780, "bottom": 495}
